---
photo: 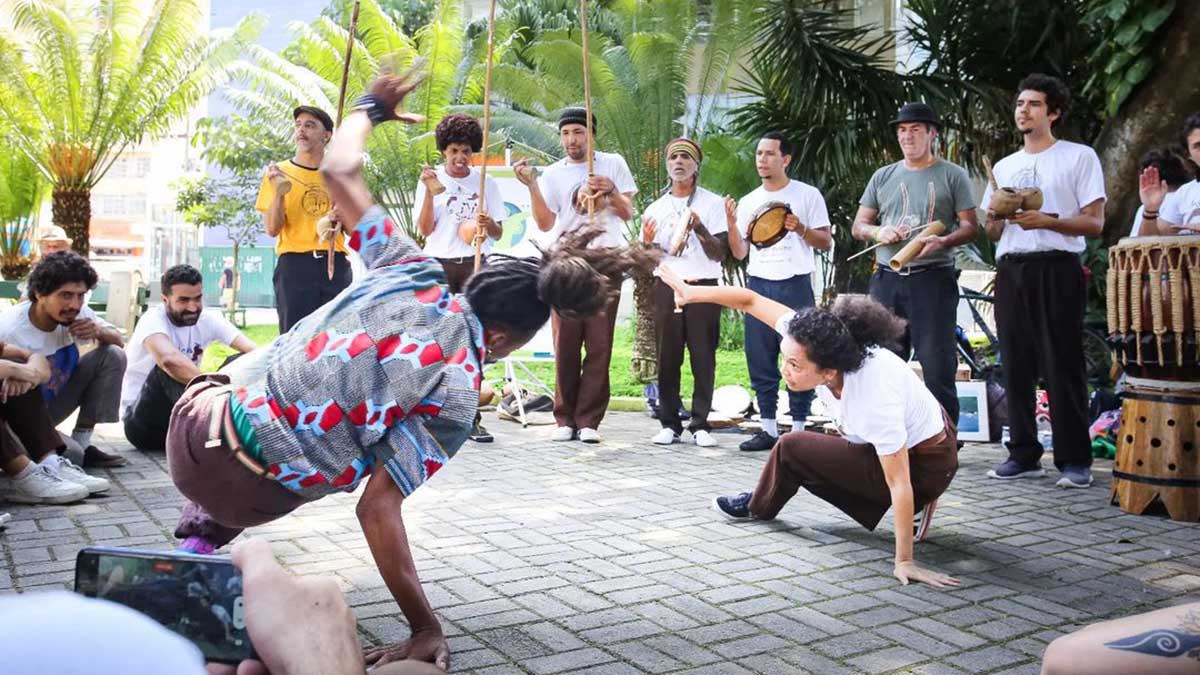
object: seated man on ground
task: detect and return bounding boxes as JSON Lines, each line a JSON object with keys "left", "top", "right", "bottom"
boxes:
{"left": 0, "top": 340, "right": 106, "bottom": 503}
{"left": 121, "top": 265, "right": 254, "bottom": 451}
{"left": 0, "top": 252, "right": 127, "bottom": 469}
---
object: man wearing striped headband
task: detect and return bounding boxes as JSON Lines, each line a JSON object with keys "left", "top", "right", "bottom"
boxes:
{"left": 640, "top": 137, "right": 729, "bottom": 447}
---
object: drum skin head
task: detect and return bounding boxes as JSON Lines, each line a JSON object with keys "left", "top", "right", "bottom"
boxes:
{"left": 748, "top": 202, "right": 792, "bottom": 249}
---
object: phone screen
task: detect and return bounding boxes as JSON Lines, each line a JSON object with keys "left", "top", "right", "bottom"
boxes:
{"left": 74, "top": 547, "right": 255, "bottom": 664}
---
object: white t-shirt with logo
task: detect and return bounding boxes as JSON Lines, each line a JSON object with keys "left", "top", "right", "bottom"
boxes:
{"left": 120, "top": 306, "right": 243, "bottom": 412}
{"left": 1161, "top": 179, "right": 1200, "bottom": 231}
{"left": 774, "top": 313, "right": 944, "bottom": 456}
{"left": 981, "top": 140, "right": 1106, "bottom": 260}
{"left": 736, "top": 180, "right": 831, "bottom": 280}
{"left": 413, "top": 166, "right": 506, "bottom": 258}
{"left": 537, "top": 151, "right": 638, "bottom": 249}
{"left": 0, "top": 302, "right": 114, "bottom": 402}
{"left": 641, "top": 186, "right": 728, "bottom": 280}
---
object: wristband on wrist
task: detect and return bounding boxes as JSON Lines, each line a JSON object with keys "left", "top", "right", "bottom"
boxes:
{"left": 1143, "top": 211, "right": 1159, "bottom": 219}
{"left": 352, "top": 94, "right": 392, "bottom": 126}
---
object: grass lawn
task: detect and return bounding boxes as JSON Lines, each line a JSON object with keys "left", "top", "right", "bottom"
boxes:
{"left": 201, "top": 321, "right": 750, "bottom": 399}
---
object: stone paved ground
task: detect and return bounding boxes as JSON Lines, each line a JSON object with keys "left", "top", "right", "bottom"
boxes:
{"left": 3, "top": 412, "right": 1199, "bottom": 674}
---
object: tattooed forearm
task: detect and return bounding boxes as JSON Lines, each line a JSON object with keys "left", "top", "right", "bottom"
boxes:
{"left": 1104, "top": 611, "right": 1200, "bottom": 660}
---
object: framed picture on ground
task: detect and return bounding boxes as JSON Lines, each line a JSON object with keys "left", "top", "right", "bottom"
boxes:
{"left": 955, "top": 381, "right": 990, "bottom": 442}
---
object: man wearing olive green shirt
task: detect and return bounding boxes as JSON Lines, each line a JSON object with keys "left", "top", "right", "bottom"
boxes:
{"left": 256, "top": 106, "right": 352, "bottom": 332}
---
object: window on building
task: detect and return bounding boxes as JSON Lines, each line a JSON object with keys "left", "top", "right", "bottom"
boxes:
{"left": 108, "top": 159, "right": 128, "bottom": 179}
{"left": 136, "top": 157, "right": 151, "bottom": 178}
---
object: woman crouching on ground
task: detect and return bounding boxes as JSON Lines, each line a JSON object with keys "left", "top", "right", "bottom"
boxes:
{"left": 655, "top": 265, "right": 960, "bottom": 589}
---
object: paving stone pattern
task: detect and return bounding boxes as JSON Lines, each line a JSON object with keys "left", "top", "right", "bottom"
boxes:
{"left": 3, "top": 413, "right": 1198, "bottom": 674}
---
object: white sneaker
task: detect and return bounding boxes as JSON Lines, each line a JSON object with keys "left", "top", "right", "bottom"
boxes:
{"left": 0, "top": 512, "right": 10, "bottom": 528}
{"left": 7, "top": 465, "right": 89, "bottom": 504}
{"left": 578, "top": 427, "right": 601, "bottom": 443}
{"left": 43, "top": 455, "right": 110, "bottom": 494}
{"left": 551, "top": 426, "right": 576, "bottom": 442}
{"left": 693, "top": 430, "right": 718, "bottom": 447}
{"left": 652, "top": 428, "right": 679, "bottom": 445}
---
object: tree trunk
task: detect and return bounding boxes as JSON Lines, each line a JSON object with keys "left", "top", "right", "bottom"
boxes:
{"left": 52, "top": 186, "right": 92, "bottom": 256}
{"left": 231, "top": 242, "right": 241, "bottom": 321}
{"left": 630, "top": 270, "right": 657, "bottom": 384}
{"left": 1094, "top": 0, "right": 1200, "bottom": 243}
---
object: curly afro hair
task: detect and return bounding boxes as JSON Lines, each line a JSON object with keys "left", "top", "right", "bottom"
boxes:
{"left": 435, "top": 113, "right": 483, "bottom": 153}
{"left": 465, "top": 222, "right": 661, "bottom": 338}
{"left": 783, "top": 295, "right": 906, "bottom": 373}
{"left": 28, "top": 251, "right": 98, "bottom": 304}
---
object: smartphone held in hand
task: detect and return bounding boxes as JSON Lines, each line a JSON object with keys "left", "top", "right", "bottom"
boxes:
{"left": 74, "top": 547, "right": 257, "bottom": 664}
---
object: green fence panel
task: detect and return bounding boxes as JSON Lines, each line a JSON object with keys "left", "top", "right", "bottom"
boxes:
{"left": 199, "top": 246, "right": 276, "bottom": 308}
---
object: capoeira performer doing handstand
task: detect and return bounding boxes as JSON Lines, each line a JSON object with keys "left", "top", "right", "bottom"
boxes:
{"left": 655, "top": 265, "right": 961, "bottom": 589}
{"left": 164, "top": 71, "right": 655, "bottom": 669}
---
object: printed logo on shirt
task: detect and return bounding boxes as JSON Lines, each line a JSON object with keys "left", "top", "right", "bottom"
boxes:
{"left": 301, "top": 185, "right": 331, "bottom": 217}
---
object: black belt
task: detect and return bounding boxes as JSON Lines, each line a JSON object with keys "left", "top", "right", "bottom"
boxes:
{"left": 280, "top": 251, "right": 346, "bottom": 260}
{"left": 999, "top": 250, "right": 1078, "bottom": 263}
{"left": 880, "top": 262, "right": 955, "bottom": 277}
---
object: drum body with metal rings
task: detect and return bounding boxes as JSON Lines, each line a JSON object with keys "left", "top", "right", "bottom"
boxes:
{"left": 1111, "top": 376, "right": 1200, "bottom": 522}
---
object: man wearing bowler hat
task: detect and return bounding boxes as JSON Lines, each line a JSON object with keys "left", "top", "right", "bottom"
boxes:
{"left": 850, "top": 102, "right": 978, "bottom": 424}
{"left": 256, "top": 105, "right": 352, "bottom": 333}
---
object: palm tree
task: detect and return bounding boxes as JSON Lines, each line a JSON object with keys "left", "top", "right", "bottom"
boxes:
{"left": 0, "top": 142, "right": 42, "bottom": 279}
{"left": 480, "top": 0, "right": 755, "bottom": 382}
{"left": 211, "top": 0, "right": 463, "bottom": 238}
{"left": 0, "top": 0, "right": 264, "bottom": 255}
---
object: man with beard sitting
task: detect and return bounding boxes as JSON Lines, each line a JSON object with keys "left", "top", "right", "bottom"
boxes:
{"left": 121, "top": 265, "right": 255, "bottom": 451}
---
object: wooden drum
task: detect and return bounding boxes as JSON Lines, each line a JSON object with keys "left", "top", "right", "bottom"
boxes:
{"left": 1111, "top": 377, "right": 1200, "bottom": 521}
{"left": 1106, "top": 235, "right": 1200, "bottom": 379}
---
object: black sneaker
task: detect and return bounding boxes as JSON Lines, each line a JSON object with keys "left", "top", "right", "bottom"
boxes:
{"left": 714, "top": 491, "right": 753, "bottom": 519}
{"left": 739, "top": 431, "right": 778, "bottom": 452}
{"left": 469, "top": 422, "right": 494, "bottom": 443}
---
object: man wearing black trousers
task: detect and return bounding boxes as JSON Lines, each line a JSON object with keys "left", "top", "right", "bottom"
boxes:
{"left": 728, "top": 132, "right": 833, "bottom": 451}
{"left": 256, "top": 106, "right": 352, "bottom": 332}
{"left": 982, "top": 74, "right": 1105, "bottom": 489}
{"left": 640, "top": 138, "right": 728, "bottom": 447}
{"left": 852, "top": 102, "right": 978, "bottom": 424}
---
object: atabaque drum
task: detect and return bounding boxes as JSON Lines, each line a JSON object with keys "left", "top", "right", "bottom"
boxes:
{"left": 1107, "top": 236, "right": 1200, "bottom": 521}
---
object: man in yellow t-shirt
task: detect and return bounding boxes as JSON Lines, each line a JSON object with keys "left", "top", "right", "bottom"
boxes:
{"left": 255, "top": 106, "right": 352, "bottom": 332}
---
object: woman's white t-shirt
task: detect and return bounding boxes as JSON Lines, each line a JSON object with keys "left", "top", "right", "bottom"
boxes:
{"left": 775, "top": 313, "right": 945, "bottom": 455}
{"left": 414, "top": 166, "right": 506, "bottom": 258}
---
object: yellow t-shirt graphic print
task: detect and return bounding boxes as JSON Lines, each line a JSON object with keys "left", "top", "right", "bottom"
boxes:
{"left": 255, "top": 160, "right": 348, "bottom": 255}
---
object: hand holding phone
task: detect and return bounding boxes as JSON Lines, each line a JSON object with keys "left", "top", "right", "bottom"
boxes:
{"left": 75, "top": 547, "right": 254, "bottom": 664}
{"left": 218, "top": 538, "right": 365, "bottom": 675}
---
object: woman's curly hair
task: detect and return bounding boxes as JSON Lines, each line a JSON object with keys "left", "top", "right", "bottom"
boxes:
{"left": 435, "top": 113, "right": 483, "bottom": 153}
{"left": 784, "top": 295, "right": 906, "bottom": 373}
{"left": 466, "top": 222, "right": 660, "bottom": 336}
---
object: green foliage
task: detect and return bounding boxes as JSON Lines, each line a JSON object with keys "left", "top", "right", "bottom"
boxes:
{"left": 194, "top": 117, "right": 293, "bottom": 179}
{"left": 1083, "top": 0, "right": 1175, "bottom": 116}
{"left": 483, "top": 0, "right": 754, "bottom": 216}
{"left": 731, "top": 0, "right": 915, "bottom": 293}
{"left": 0, "top": 146, "right": 41, "bottom": 260}
{"left": 0, "top": 0, "right": 264, "bottom": 232}
{"left": 175, "top": 174, "right": 264, "bottom": 249}
{"left": 212, "top": 0, "right": 463, "bottom": 237}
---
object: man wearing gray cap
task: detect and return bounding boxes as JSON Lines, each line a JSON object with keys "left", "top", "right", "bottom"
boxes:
{"left": 851, "top": 102, "right": 978, "bottom": 426}
{"left": 513, "top": 107, "right": 637, "bottom": 444}
{"left": 256, "top": 105, "right": 352, "bottom": 333}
